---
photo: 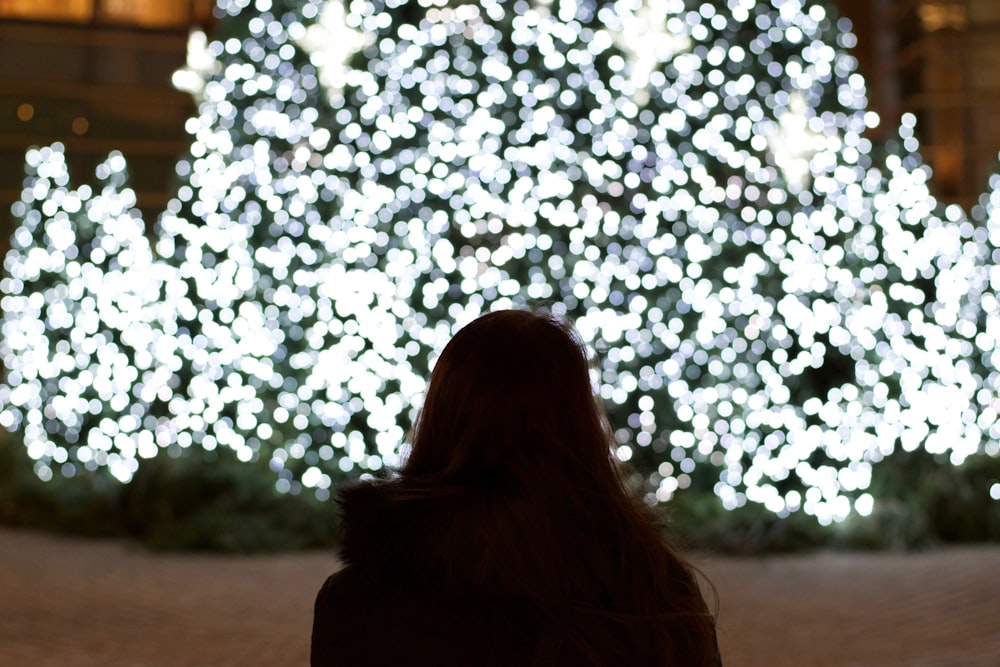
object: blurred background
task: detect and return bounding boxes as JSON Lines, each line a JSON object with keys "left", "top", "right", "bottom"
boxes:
{"left": 2, "top": 6, "right": 999, "bottom": 667}
{"left": 3, "top": 0, "right": 999, "bottom": 226}
{"left": 0, "top": 0, "right": 214, "bottom": 227}
{"left": 0, "top": 0, "right": 999, "bottom": 554}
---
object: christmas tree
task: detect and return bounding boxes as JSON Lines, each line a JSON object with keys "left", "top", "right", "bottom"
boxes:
{"left": 2, "top": 0, "right": 996, "bottom": 524}
{"left": 937, "top": 164, "right": 1000, "bottom": 462}
{"left": 0, "top": 145, "right": 168, "bottom": 484}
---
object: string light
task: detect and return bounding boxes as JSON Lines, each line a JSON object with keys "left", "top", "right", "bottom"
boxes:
{"left": 2, "top": 0, "right": 997, "bottom": 523}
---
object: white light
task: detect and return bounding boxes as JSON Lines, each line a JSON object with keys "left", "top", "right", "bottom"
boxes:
{"left": 610, "top": 0, "right": 691, "bottom": 104}
{"left": 855, "top": 493, "right": 874, "bottom": 517}
{"left": 2, "top": 0, "right": 998, "bottom": 521}
{"left": 768, "top": 92, "right": 825, "bottom": 191}
{"left": 172, "top": 30, "right": 219, "bottom": 98}
{"left": 296, "top": 0, "right": 372, "bottom": 101}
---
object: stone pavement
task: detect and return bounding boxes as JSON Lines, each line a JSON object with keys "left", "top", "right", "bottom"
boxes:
{"left": 0, "top": 526, "right": 997, "bottom": 666}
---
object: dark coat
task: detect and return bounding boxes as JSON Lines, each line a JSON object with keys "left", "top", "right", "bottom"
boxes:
{"left": 311, "top": 483, "right": 719, "bottom": 666}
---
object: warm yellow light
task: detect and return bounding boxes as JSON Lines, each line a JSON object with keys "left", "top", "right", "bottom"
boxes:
{"left": 918, "top": 1, "right": 967, "bottom": 32}
{"left": 16, "top": 103, "right": 34, "bottom": 122}
{"left": 99, "top": 0, "right": 194, "bottom": 28}
{"left": 0, "top": 0, "right": 211, "bottom": 27}
{"left": 0, "top": 0, "right": 91, "bottom": 22}
{"left": 71, "top": 116, "right": 89, "bottom": 135}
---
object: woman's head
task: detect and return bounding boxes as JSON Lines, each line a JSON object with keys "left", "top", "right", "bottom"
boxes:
{"left": 384, "top": 309, "right": 718, "bottom": 664}
{"left": 404, "top": 309, "right": 614, "bottom": 487}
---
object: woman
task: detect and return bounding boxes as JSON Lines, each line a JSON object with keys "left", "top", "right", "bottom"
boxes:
{"left": 311, "top": 309, "right": 720, "bottom": 666}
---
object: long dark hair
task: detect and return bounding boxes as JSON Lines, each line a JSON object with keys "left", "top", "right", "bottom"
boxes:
{"left": 393, "top": 309, "right": 718, "bottom": 665}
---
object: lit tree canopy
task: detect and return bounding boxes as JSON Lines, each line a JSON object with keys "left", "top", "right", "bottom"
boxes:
{"left": 0, "top": 146, "right": 170, "bottom": 483}
{"left": 2, "top": 0, "right": 998, "bottom": 522}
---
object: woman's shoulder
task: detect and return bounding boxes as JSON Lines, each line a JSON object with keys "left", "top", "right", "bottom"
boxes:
{"left": 313, "top": 568, "right": 362, "bottom": 610}
{"left": 311, "top": 564, "right": 538, "bottom": 667}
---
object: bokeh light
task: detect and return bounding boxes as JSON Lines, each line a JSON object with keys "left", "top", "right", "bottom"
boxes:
{"left": 2, "top": 0, "right": 998, "bottom": 523}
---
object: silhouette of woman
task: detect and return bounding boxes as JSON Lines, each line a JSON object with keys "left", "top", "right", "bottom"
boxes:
{"left": 311, "top": 309, "right": 720, "bottom": 666}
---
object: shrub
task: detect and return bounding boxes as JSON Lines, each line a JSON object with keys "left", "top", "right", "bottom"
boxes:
{"left": 0, "top": 433, "right": 337, "bottom": 552}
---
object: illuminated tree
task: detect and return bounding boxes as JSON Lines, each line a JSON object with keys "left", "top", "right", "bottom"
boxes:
{"left": 0, "top": 145, "right": 169, "bottom": 483}
{"left": 3, "top": 0, "right": 996, "bottom": 523}
{"left": 930, "top": 163, "right": 1000, "bottom": 464}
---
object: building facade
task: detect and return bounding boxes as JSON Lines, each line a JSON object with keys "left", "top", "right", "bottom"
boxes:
{"left": 0, "top": 0, "right": 213, "bottom": 224}
{"left": 838, "top": 0, "right": 1000, "bottom": 210}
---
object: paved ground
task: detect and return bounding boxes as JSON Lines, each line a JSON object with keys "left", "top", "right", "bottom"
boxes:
{"left": 0, "top": 527, "right": 997, "bottom": 666}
